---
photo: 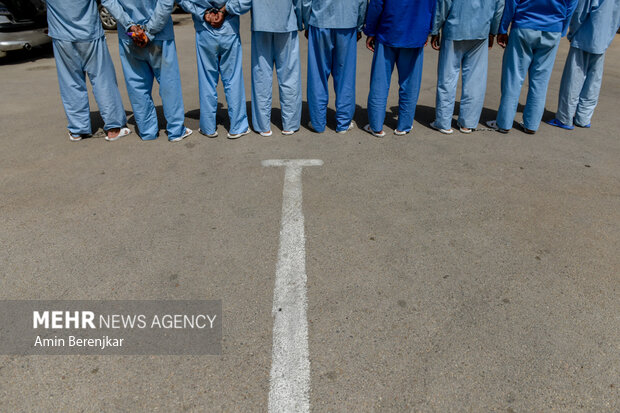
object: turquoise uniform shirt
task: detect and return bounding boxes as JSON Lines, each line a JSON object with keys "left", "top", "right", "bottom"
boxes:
{"left": 431, "top": 0, "right": 505, "bottom": 40}
{"left": 568, "top": 0, "right": 620, "bottom": 54}
{"left": 46, "top": 0, "right": 104, "bottom": 41}
{"left": 177, "top": 0, "right": 241, "bottom": 35}
{"left": 101, "top": 0, "right": 176, "bottom": 40}
{"left": 226, "top": 0, "right": 303, "bottom": 32}
{"left": 302, "top": 0, "right": 367, "bottom": 31}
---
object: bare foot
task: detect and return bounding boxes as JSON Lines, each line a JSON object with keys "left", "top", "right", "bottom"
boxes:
{"left": 107, "top": 128, "right": 121, "bottom": 139}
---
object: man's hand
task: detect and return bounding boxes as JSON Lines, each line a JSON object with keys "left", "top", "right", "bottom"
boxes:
{"left": 210, "top": 12, "right": 224, "bottom": 28}
{"left": 304, "top": 29, "right": 308, "bottom": 39}
{"left": 357, "top": 31, "right": 362, "bottom": 41}
{"left": 204, "top": 8, "right": 225, "bottom": 29}
{"left": 488, "top": 34, "right": 495, "bottom": 49}
{"left": 129, "top": 25, "right": 148, "bottom": 48}
{"left": 497, "top": 33, "right": 508, "bottom": 48}
{"left": 212, "top": 6, "right": 226, "bottom": 28}
{"left": 430, "top": 34, "right": 440, "bottom": 51}
{"left": 366, "top": 35, "right": 375, "bottom": 52}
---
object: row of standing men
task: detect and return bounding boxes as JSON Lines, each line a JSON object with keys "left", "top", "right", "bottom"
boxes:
{"left": 45, "top": 0, "right": 620, "bottom": 142}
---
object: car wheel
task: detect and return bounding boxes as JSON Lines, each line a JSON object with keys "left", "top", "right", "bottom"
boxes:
{"left": 99, "top": 5, "right": 117, "bottom": 31}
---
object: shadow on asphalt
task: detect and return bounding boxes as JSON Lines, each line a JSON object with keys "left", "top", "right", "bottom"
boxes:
{"left": 185, "top": 101, "right": 368, "bottom": 134}
{"left": 89, "top": 99, "right": 558, "bottom": 138}
{"left": 407, "top": 103, "right": 553, "bottom": 131}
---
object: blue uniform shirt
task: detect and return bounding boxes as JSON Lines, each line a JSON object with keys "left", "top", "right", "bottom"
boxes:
{"left": 431, "top": 0, "right": 505, "bottom": 40}
{"left": 101, "top": 0, "right": 176, "bottom": 41}
{"left": 568, "top": 0, "right": 620, "bottom": 54}
{"left": 226, "top": 0, "right": 303, "bottom": 32}
{"left": 177, "top": 0, "right": 241, "bottom": 35}
{"left": 364, "top": 0, "right": 436, "bottom": 48}
{"left": 499, "top": 0, "right": 579, "bottom": 35}
{"left": 302, "top": 0, "right": 367, "bottom": 31}
{"left": 46, "top": 0, "right": 104, "bottom": 41}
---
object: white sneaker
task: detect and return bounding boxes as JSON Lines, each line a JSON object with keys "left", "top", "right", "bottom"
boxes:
{"left": 68, "top": 133, "right": 82, "bottom": 142}
{"left": 430, "top": 121, "right": 453, "bottom": 135}
{"left": 337, "top": 121, "right": 355, "bottom": 134}
{"left": 227, "top": 128, "right": 250, "bottom": 139}
{"left": 363, "top": 124, "right": 386, "bottom": 138}
{"left": 199, "top": 128, "right": 218, "bottom": 138}
{"left": 170, "top": 128, "right": 193, "bottom": 142}
{"left": 105, "top": 127, "right": 131, "bottom": 142}
{"left": 259, "top": 130, "right": 273, "bottom": 137}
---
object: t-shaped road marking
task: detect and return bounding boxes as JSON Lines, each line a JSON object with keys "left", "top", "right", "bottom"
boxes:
{"left": 262, "top": 159, "right": 324, "bottom": 413}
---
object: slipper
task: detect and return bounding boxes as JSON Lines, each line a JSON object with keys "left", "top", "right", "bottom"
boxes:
{"left": 430, "top": 121, "right": 453, "bottom": 135}
{"left": 486, "top": 120, "right": 509, "bottom": 134}
{"left": 518, "top": 122, "right": 536, "bottom": 135}
{"left": 68, "top": 133, "right": 82, "bottom": 142}
{"left": 574, "top": 122, "right": 591, "bottom": 128}
{"left": 170, "top": 128, "right": 193, "bottom": 142}
{"left": 394, "top": 128, "right": 412, "bottom": 136}
{"left": 457, "top": 123, "right": 473, "bottom": 134}
{"left": 259, "top": 130, "right": 273, "bottom": 137}
{"left": 545, "top": 118, "right": 574, "bottom": 130}
{"left": 227, "top": 128, "right": 250, "bottom": 139}
{"left": 105, "top": 127, "right": 131, "bottom": 142}
{"left": 199, "top": 128, "right": 218, "bottom": 138}
{"left": 308, "top": 121, "right": 325, "bottom": 133}
{"left": 337, "top": 121, "right": 355, "bottom": 134}
{"left": 282, "top": 129, "right": 297, "bottom": 135}
{"left": 363, "top": 124, "right": 386, "bottom": 138}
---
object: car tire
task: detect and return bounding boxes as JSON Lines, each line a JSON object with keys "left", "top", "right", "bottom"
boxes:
{"left": 98, "top": 5, "right": 117, "bottom": 31}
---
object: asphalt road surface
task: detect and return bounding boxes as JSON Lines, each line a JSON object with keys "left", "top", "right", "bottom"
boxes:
{"left": 0, "top": 14, "right": 619, "bottom": 412}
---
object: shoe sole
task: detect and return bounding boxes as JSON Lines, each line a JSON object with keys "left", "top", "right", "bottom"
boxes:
{"left": 430, "top": 121, "right": 453, "bottom": 135}
{"left": 227, "top": 129, "right": 250, "bottom": 139}
{"left": 337, "top": 121, "right": 355, "bottom": 134}
{"left": 199, "top": 128, "right": 218, "bottom": 138}
{"left": 170, "top": 128, "right": 193, "bottom": 142}
{"left": 518, "top": 123, "right": 536, "bottom": 134}
{"left": 105, "top": 127, "right": 131, "bottom": 142}
{"left": 486, "top": 121, "right": 509, "bottom": 134}
{"left": 457, "top": 124, "right": 473, "bottom": 134}
{"left": 363, "top": 124, "right": 385, "bottom": 137}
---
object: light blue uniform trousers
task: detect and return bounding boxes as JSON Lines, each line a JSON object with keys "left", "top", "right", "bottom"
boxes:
{"left": 251, "top": 31, "right": 301, "bottom": 133}
{"left": 118, "top": 39, "right": 186, "bottom": 141}
{"left": 53, "top": 37, "right": 126, "bottom": 135}
{"left": 195, "top": 30, "right": 248, "bottom": 135}
{"left": 307, "top": 26, "right": 357, "bottom": 133}
{"left": 497, "top": 28, "right": 561, "bottom": 131}
{"left": 367, "top": 42, "right": 424, "bottom": 133}
{"left": 556, "top": 46, "right": 605, "bottom": 127}
{"left": 435, "top": 38, "right": 488, "bottom": 130}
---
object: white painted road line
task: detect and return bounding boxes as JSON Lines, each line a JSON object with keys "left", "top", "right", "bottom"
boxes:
{"left": 262, "top": 159, "right": 324, "bottom": 413}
